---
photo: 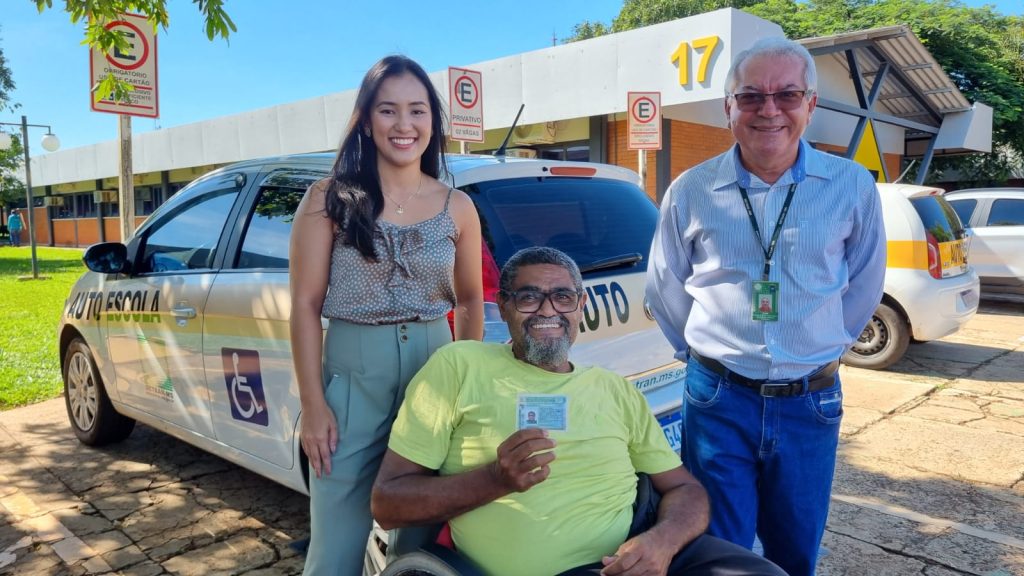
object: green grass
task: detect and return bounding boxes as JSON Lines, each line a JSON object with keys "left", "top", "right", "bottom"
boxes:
{"left": 0, "top": 246, "right": 85, "bottom": 410}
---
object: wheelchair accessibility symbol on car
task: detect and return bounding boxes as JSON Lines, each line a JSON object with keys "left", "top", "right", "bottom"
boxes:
{"left": 221, "top": 348, "right": 269, "bottom": 426}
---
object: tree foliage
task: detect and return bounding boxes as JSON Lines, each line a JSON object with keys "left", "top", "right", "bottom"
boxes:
{"left": 566, "top": 0, "right": 1024, "bottom": 183}
{"left": 33, "top": 1, "right": 235, "bottom": 104}
{"left": 0, "top": 29, "right": 24, "bottom": 209}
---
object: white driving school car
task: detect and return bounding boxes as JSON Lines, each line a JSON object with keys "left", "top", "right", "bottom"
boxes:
{"left": 58, "top": 153, "right": 683, "bottom": 496}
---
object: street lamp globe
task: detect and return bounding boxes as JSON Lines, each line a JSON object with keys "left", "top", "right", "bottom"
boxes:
{"left": 41, "top": 132, "right": 60, "bottom": 152}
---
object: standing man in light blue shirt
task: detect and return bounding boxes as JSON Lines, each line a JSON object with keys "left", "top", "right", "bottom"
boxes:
{"left": 646, "top": 36, "right": 886, "bottom": 576}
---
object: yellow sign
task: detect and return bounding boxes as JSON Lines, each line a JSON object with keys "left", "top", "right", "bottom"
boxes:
{"left": 853, "top": 120, "right": 886, "bottom": 183}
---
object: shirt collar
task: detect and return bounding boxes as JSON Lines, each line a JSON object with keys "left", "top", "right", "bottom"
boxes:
{"left": 716, "top": 139, "right": 818, "bottom": 190}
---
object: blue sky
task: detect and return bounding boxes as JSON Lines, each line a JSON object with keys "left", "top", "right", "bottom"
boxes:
{"left": 2, "top": 0, "right": 1020, "bottom": 157}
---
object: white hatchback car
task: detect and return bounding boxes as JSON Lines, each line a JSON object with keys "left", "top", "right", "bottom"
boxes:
{"left": 58, "top": 153, "right": 684, "bottom": 495}
{"left": 943, "top": 187, "right": 1024, "bottom": 297}
{"left": 842, "top": 183, "right": 980, "bottom": 370}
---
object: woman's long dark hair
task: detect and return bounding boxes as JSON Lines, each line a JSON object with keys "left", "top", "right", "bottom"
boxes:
{"left": 324, "top": 55, "right": 450, "bottom": 260}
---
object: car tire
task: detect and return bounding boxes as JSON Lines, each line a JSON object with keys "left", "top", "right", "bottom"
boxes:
{"left": 842, "top": 302, "right": 910, "bottom": 370}
{"left": 63, "top": 338, "right": 135, "bottom": 445}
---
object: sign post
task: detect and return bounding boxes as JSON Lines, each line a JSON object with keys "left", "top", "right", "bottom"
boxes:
{"left": 627, "top": 92, "right": 662, "bottom": 191}
{"left": 449, "top": 67, "right": 484, "bottom": 150}
{"left": 89, "top": 13, "right": 158, "bottom": 243}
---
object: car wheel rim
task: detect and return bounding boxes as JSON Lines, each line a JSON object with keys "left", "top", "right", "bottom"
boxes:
{"left": 853, "top": 316, "right": 888, "bottom": 355}
{"left": 67, "top": 352, "right": 98, "bottom": 431}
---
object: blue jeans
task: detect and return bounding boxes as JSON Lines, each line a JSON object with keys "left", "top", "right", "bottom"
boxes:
{"left": 682, "top": 356, "right": 842, "bottom": 576}
{"left": 9, "top": 229, "right": 21, "bottom": 247}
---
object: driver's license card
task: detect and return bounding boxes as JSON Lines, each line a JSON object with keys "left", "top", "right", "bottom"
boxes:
{"left": 517, "top": 394, "right": 568, "bottom": 431}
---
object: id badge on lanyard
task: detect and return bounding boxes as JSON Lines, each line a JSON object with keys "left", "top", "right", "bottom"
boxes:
{"left": 739, "top": 183, "right": 796, "bottom": 322}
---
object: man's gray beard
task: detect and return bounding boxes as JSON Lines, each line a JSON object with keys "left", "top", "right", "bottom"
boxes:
{"left": 522, "top": 332, "right": 571, "bottom": 368}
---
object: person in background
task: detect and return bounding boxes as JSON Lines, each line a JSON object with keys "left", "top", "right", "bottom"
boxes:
{"left": 289, "top": 54, "right": 484, "bottom": 575}
{"left": 646, "top": 36, "right": 886, "bottom": 575}
{"left": 7, "top": 208, "right": 23, "bottom": 247}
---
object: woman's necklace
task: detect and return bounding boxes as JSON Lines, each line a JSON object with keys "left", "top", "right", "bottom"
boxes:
{"left": 382, "top": 175, "right": 423, "bottom": 215}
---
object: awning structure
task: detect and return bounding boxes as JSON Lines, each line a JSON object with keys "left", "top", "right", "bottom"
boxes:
{"left": 801, "top": 25, "right": 991, "bottom": 183}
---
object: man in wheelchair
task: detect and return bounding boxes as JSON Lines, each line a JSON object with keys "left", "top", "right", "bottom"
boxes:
{"left": 372, "top": 247, "right": 784, "bottom": 576}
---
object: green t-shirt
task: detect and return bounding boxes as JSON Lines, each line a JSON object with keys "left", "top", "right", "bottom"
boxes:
{"left": 389, "top": 341, "right": 682, "bottom": 576}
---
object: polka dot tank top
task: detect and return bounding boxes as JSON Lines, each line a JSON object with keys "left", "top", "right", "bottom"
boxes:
{"left": 321, "top": 189, "right": 458, "bottom": 325}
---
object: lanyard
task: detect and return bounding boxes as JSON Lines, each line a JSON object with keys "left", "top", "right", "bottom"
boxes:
{"left": 738, "top": 183, "right": 797, "bottom": 281}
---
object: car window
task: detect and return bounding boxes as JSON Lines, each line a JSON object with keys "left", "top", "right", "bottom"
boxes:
{"left": 946, "top": 199, "right": 977, "bottom": 228}
{"left": 138, "top": 188, "right": 239, "bottom": 273}
{"left": 236, "top": 186, "right": 306, "bottom": 269}
{"left": 986, "top": 199, "right": 1024, "bottom": 227}
{"left": 463, "top": 176, "right": 658, "bottom": 277}
{"left": 910, "top": 196, "right": 965, "bottom": 242}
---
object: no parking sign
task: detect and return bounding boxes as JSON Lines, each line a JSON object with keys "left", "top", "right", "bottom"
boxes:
{"left": 627, "top": 92, "right": 661, "bottom": 150}
{"left": 449, "top": 67, "right": 484, "bottom": 142}
{"left": 89, "top": 13, "right": 159, "bottom": 118}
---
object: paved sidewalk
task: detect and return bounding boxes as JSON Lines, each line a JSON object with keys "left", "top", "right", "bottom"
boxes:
{"left": 1, "top": 301, "right": 1022, "bottom": 575}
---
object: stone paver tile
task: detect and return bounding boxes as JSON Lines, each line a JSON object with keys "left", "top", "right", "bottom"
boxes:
{"left": 81, "top": 555, "right": 114, "bottom": 573}
{"left": 20, "top": 514, "right": 74, "bottom": 544}
{"left": 0, "top": 542, "right": 64, "bottom": 575}
{"left": 817, "top": 531, "right": 926, "bottom": 576}
{"left": 840, "top": 370, "right": 934, "bottom": 413}
{"left": 907, "top": 339, "right": 1008, "bottom": 365}
{"left": 161, "top": 534, "right": 275, "bottom": 576}
{"left": 50, "top": 506, "right": 116, "bottom": 537}
{"left": 51, "top": 535, "right": 100, "bottom": 565}
{"left": 81, "top": 530, "right": 133, "bottom": 556}
{"left": 115, "top": 560, "right": 167, "bottom": 576}
{"left": 840, "top": 406, "right": 883, "bottom": 436}
{"left": 100, "top": 542, "right": 149, "bottom": 571}
{"left": 909, "top": 403, "right": 984, "bottom": 425}
{"left": 240, "top": 554, "right": 305, "bottom": 576}
{"left": 842, "top": 415, "right": 1024, "bottom": 486}
{"left": 833, "top": 457, "right": 1024, "bottom": 541}
{"left": 908, "top": 528, "right": 1024, "bottom": 575}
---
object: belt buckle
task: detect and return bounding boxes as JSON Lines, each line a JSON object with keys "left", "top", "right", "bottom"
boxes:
{"left": 759, "top": 382, "right": 792, "bottom": 397}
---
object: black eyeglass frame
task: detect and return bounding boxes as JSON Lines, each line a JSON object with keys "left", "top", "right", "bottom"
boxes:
{"left": 728, "top": 89, "right": 813, "bottom": 112}
{"left": 500, "top": 289, "right": 583, "bottom": 313}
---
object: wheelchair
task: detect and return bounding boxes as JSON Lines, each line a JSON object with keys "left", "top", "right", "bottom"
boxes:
{"left": 365, "top": 474, "right": 659, "bottom": 576}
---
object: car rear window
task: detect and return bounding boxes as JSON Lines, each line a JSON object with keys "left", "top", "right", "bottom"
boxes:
{"left": 910, "top": 196, "right": 966, "bottom": 242}
{"left": 946, "top": 199, "right": 977, "bottom": 228}
{"left": 463, "top": 176, "right": 658, "bottom": 278}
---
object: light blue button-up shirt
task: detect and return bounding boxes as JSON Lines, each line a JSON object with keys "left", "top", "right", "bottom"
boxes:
{"left": 645, "top": 140, "right": 886, "bottom": 380}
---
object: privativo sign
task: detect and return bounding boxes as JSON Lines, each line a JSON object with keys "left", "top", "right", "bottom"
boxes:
{"left": 449, "top": 67, "right": 484, "bottom": 142}
{"left": 89, "top": 13, "right": 159, "bottom": 118}
{"left": 627, "top": 92, "right": 661, "bottom": 150}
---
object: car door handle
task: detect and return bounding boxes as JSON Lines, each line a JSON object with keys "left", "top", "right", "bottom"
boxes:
{"left": 171, "top": 306, "right": 196, "bottom": 319}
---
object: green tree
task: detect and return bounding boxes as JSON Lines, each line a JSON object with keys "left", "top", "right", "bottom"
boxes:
{"left": 33, "top": 1, "right": 235, "bottom": 104}
{"left": 568, "top": 0, "right": 1024, "bottom": 184}
{"left": 0, "top": 29, "right": 24, "bottom": 213}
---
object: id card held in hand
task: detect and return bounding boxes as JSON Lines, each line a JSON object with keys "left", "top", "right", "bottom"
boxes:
{"left": 517, "top": 394, "right": 568, "bottom": 431}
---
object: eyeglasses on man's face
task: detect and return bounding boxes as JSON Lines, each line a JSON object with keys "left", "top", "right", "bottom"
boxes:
{"left": 730, "top": 90, "right": 811, "bottom": 112}
{"left": 503, "top": 289, "right": 582, "bottom": 313}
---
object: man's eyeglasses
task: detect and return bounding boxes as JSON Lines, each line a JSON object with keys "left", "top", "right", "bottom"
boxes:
{"left": 503, "top": 289, "right": 581, "bottom": 313}
{"left": 730, "top": 90, "right": 810, "bottom": 112}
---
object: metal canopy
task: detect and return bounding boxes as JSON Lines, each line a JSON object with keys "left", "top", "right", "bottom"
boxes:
{"left": 800, "top": 25, "right": 975, "bottom": 182}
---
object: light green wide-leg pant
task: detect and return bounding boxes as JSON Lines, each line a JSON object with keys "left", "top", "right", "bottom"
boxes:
{"left": 303, "top": 317, "right": 451, "bottom": 575}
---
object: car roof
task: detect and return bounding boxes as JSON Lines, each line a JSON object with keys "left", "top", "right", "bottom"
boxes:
{"left": 194, "top": 152, "right": 638, "bottom": 185}
{"left": 944, "top": 187, "right": 1024, "bottom": 199}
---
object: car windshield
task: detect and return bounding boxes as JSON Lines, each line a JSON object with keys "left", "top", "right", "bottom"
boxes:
{"left": 462, "top": 176, "right": 658, "bottom": 278}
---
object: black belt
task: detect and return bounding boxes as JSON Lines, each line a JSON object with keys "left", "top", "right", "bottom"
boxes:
{"left": 689, "top": 350, "right": 839, "bottom": 398}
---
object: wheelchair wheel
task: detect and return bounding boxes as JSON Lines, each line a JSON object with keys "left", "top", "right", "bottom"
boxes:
{"left": 380, "top": 550, "right": 464, "bottom": 576}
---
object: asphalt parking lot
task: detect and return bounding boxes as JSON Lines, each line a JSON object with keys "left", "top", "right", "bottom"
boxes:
{"left": 1, "top": 299, "right": 1022, "bottom": 575}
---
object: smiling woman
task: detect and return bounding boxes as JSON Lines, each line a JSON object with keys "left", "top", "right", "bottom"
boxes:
{"left": 0, "top": 247, "right": 85, "bottom": 409}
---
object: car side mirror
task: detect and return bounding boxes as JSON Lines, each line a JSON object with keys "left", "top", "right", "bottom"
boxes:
{"left": 83, "top": 242, "right": 131, "bottom": 275}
